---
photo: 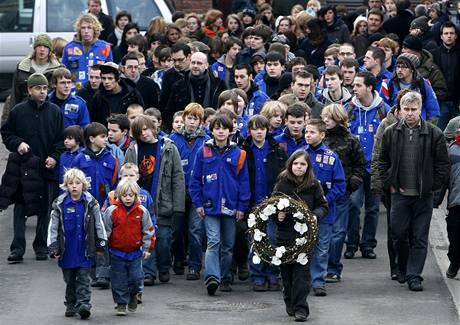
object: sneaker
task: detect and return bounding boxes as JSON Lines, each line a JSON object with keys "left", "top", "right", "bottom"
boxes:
{"left": 186, "top": 269, "right": 200, "bottom": 281}
{"left": 136, "top": 292, "right": 142, "bottom": 304}
{"left": 253, "top": 282, "right": 268, "bottom": 292}
{"left": 35, "top": 253, "right": 48, "bottom": 261}
{"left": 397, "top": 273, "right": 407, "bottom": 284}
{"left": 7, "top": 252, "right": 23, "bottom": 263}
{"left": 408, "top": 279, "right": 423, "bottom": 292}
{"left": 206, "top": 279, "right": 219, "bottom": 296}
{"left": 268, "top": 278, "right": 280, "bottom": 291}
{"left": 116, "top": 304, "right": 127, "bottom": 316}
{"left": 237, "top": 264, "right": 249, "bottom": 281}
{"left": 361, "top": 249, "right": 377, "bottom": 259}
{"left": 313, "top": 287, "right": 327, "bottom": 297}
{"left": 219, "top": 282, "right": 232, "bottom": 292}
{"left": 144, "top": 275, "right": 155, "bottom": 286}
{"left": 128, "top": 295, "right": 138, "bottom": 312}
{"left": 286, "top": 305, "right": 294, "bottom": 317}
{"left": 325, "top": 273, "right": 341, "bottom": 283}
{"left": 65, "top": 305, "right": 77, "bottom": 317}
{"left": 446, "top": 263, "right": 460, "bottom": 279}
{"left": 159, "top": 272, "right": 170, "bottom": 283}
{"left": 294, "top": 311, "right": 308, "bottom": 322}
{"left": 78, "top": 305, "right": 91, "bottom": 319}
{"left": 173, "top": 260, "right": 185, "bottom": 275}
{"left": 343, "top": 249, "right": 355, "bottom": 259}
{"left": 91, "top": 277, "right": 110, "bottom": 289}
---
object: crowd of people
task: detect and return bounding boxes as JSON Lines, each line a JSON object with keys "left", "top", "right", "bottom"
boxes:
{"left": 1, "top": 0, "right": 460, "bottom": 322}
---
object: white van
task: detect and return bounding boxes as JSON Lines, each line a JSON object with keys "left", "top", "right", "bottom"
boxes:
{"left": 0, "top": 0, "right": 173, "bottom": 74}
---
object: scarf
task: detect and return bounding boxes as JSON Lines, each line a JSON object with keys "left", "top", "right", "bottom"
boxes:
{"left": 189, "top": 72, "right": 211, "bottom": 108}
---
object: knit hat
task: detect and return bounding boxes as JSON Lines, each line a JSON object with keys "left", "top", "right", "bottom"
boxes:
{"left": 251, "top": 51, "right": 266, "bottom": 63}
{"left": 430, "top": 3, "right": 442, "bottom": 16}
{"left": 278, "top": 72, "right": 293, "bottom": 93}
{"left": 353, "top": 16, "right": 367, "bottom": 31}
{"left": 410, "top": 16, "right": 430, "bottom": 33}
{"left": 242, "top": 8, "right": 256, "bottom": 19}
{"left": 444, "top": 116, "right": 460, "bottom": 140}
{"left": 33, "top": 34, "right": 53, "bottom": 50}
{"left": 414, "top": 4, "right": 427, "bottom": 17}
{"left": 368, "top": 32, "right": 384, "bottom": 44}
{"left": 402, "top": 35, "right": 423, "bottom": 52}
{"left": 397, "top": 52, "right": 420, "bottom": 70}
{"left": 27, "top": 73, "right": 48, "bottom": 88}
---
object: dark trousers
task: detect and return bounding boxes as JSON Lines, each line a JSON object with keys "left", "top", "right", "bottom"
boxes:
{"left": 10, "top": 181, "right": 58, "bottom": 255}
{"left": 383, "top": 193, "right": 399, "bottom": 275}
{"left": 280, "top": 262, "right": 311, "bottom": 316}
{"left": 390, "top": 193, "right": 433, "bottom": 282}
{"left": 62, "top": 268, "right": 91, "bottom": 309}
{"left": 172, "top": 204, "right": 188, "bottom": 268}
{"left": 447, "top": 206, "right": 460, "bottom": 266}
{"left": 232, "top": 220, "right": 249, "bottom": 273}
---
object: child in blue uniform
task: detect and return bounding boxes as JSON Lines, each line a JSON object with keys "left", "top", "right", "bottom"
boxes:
{"left": 59, "top": 125, "right": 84, "bottom": 185}
{"left": 275, "top": 103, "right": 308, "bottom": 156}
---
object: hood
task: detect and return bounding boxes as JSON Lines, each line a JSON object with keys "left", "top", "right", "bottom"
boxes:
{"left": 420, "top": 49, "right": 434, "bottom": 67}
{"left": 18, "top": 53, "right": 62, "bottom": 73}
{"left": 320, "top": 87, "right": 352, "bottom": 104}
{"left": 351, "top": 90, "right": 383, "bottom": 111}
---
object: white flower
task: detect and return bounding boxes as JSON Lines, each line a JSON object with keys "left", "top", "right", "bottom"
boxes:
{"left": 297, "top": 253, "right": 309, "bottom": 265}
{"left": 276, "top": 198, "right": 290, "bottom": 210}
{"left": 248, "top": 214, "right": 256, "bottom": 228}
{"left": 295, "top": 237, "right": 307, "bottom": 246}
{"left": 252, "top": 253, "right": 261, "bottom": 265}
{"left": 271, "top": 256, "right": 282, "bottom": 266}
{"left": 293, "top": 212, "right": 305, "bottom": 220}
{"left": 275, "top": 246, "right": 286, "bottom": 258}
{"left": 294, "top": 222, "right": 308, "bottom": 235}
{"left": 253, "top": 229, "right": 266, "bottom": 242}
{"left": 262, "top": 204, "right": 276, "bottom": 216}
{"left": 259, "top": 213, "right": 269, "bottom": 221}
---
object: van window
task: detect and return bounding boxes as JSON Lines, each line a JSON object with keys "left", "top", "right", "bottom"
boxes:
{"left": 0, "top": 0, "right": 34, "bottom": 32}
{"left": 108, "top": 0, "right": 161, "bottom": 31}
{"left": 47, "top": 0, "right": 87, "bottom": 32}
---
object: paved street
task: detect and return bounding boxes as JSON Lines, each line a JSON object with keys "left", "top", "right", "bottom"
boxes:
{"left": 0, "top": 104, "right": 458, "bottom": 324}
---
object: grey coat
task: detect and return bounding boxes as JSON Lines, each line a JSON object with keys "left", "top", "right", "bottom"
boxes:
{"left": 124, "top": 137, "right": 185, "bottom": 225}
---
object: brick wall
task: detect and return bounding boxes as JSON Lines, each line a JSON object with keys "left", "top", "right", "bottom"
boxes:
{"left": 175, "top": 0, "right": 213, "bottom": 13}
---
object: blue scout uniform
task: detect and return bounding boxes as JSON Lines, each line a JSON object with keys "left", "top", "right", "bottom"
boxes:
{"left": 275, "top": 128, "right": 307, "bottom": 157}
{"left": 49, "top": 92, "right": 90, "bottom": 128}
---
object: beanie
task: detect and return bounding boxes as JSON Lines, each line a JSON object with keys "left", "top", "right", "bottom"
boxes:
{"left": 444, "top": 116, "right": 460, "bottom": 140}
{"left": 403, "top": 35, "right": 423, "bottom": 52}
{"left": 33, "top": 34, "right": 53, "bottom": 50}
{"left": 410, "top": 16, "right": 430, "bottom": 33}
{"left": 397, "top": 52, "right": 420, "bottom": 70}
{"left": 27, "top": 73, "right": 49, "bottom": 88}
{"left": 278, "top": 72, "right": 293, "bottom": 94}
{"left": 414, "top": 4, "right": 427, "bottom": 17}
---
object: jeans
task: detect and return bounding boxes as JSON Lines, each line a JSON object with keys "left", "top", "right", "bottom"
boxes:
{"left": 328, "top": 193, "right": 350, "bottom": 276}
{"left": 311, "top": 223, "right": 333, "bottom": 288}
{"left": 110, "top": 254, "right": 143, "bottom": 305}
{"left": 142, "top": 249, "right": 157, "bottom": 278}
{"left": 438, "top": 101, "right": 459, "bottom": 131}
{"left": 188, "top": 205, "right": 205, "bottom": 272}
{"left": 155, "top": 225, "right": 172, "bottom": 273}
{"left": 62, "top": 268, "right": 91, "bottom": 310}
{"left": 447, "top": 206, "right": 460, "bottom": 266}
{"left": 390, "top": 193, "right": 433, "bottom": 282}
{"left": 280, "top": 262, "right": 311, "bottom": 316}
{"left": 204, "top": 215, "right": 236, "bottom": 283}
{"left": 10, "top": 181, "right": 58, "bottom": 255}
{"left": 249, "top": 219, "right": 279, "bottom": 284}
{"left": 347, "top": 172, "right": 380, "bottom": 252}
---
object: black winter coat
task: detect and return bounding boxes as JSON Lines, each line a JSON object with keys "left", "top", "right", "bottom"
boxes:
{"left": 77, "top": 82, "right": 97, "bottom": 114}
{"left": 431, "top": 44, "right": 460, "bottom": 103}
{"left": 378, "top": 119, "right": 450, "bottom": 195}
{"left": 242, "top": 136, "right": 288, "bottom": 207}
{"left": 136, "top": 75, "right": 160, "bottom": 108}
{"left": 0, "top": 152, "right": 44, "bottom": 216}
{"left": 324, "top": 125, "right": 366, "bottom": 193}
{"left": 1, "top": 99, "right": 65, "bottom": 180}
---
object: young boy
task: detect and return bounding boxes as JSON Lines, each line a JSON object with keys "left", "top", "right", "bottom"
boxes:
{"left": 318, "top": 66, "right": 353, "bottom": 106}
{"left": 304, "top": 119, "right": 346, "bottom": 296}
{"left": 144, "top": 107, "right": 167, "bottom": 138}
{"left": 59, "top": 125, "right": 84, "bottom": 185}
{"left": 203, "top": 107, "right": 217, "bottom": 137}
{"left": 169, "top": 103, "right": 210, "bottom": 280}
{"left": 189, "top": 114, "right": 251, "bottom": 295}
{"left": 126, "top": 104, "right": 144, "bottom": 125}
{"left": 242, "top": 115, "right": 287, "bottom": 291}
{"left": 107, "top": 114, "right": 132, "bottom": 154}
{"left": 48, "top": 168, "right": 107, "bottom": 319}
{"left": 260, "top": 100, "right": 286, "bottom": 137}
{"left": 71, "top": 122, "right": 119, "bottom": 289}
{"left": 104, "top": 179, "right": 155, "bottom": 316}
{"left": 255, "top": 51, "right": 285, "bottom": 98}
{"left": 172, "top": 111, "right": 185, "bottom": 134}
{"left": 125, "top": 115, "right": 185, "bottom": 284}
{"left": 275, "top": 103, "right": 308, "bottom": 156}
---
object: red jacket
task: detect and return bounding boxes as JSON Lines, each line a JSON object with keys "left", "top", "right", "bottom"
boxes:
{"left": 104, "top": 200, "right": 155, "bottom": 253}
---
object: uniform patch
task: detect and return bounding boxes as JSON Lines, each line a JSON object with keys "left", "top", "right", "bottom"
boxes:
{"left": 66, "top": 207, "right": 76, "bottom": 213}
{"left": 316, "top": 154, "right": 322, "bottom": 163}
{"left": 203, "top": 146, "right": 213, "bottom": 158}
{"left": 73, "top": 47, "right": 82, "bottom": 55}
{"left": 323, "top": 155, "right": 329, "bottom": 164}
{"left": 64, "top": 104, "right": 79, "bottom": 113}
{"left": 206, "top": 173, "right": 218, "bottom": 182}
{"left": 181, "top": 159, "right": 188, "bottom": 166}
{"left": 67, "top": 48, "right": 74, "bottom": 55}
{"left": 329, "top": 156, "right": 335, "bottom": 165}
{"left": 368, "top": 124, "right": 374, "bottom": 133}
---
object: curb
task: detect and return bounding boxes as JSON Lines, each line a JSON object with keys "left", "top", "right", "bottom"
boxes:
{"left": 429, "top": 206, "right": 460, "bottom": 317}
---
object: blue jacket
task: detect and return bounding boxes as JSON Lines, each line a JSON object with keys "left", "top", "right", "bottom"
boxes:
{"left": 211, "top": 56, "right": 232, "bottom": 87}
{"left": 71, "top": 148, "right": 118, "bottom": 206}
{"left": 62, "top": 39, "right": 113, "bottom": 90}
{"left": 169, "top": 130, "right": 210, "bottom": 189}
{"left": 48, "top": 92, "right": 90, "bottom": 128}
{"left": 304, "top": 143, "right": 346, "bottom": 224}
{"left": 189, "top": 140, "right": 251, "bottom": 216}
{"left": 59, "top": 148, "right": 82, "bottom": 185}
{"left": 346, "top": 92, "right": 390, "bottom": 172}
{"left": 374, "top": 67, "right": 392, "bottom": 92}
{"left": 275, "top": 128, "right": 307, "bottom": 157}
{"left": 380, "top": 77, "right": 440, "bottom": 121}
{"left": 245, "top": 89, "right": 269, "bottom": 117}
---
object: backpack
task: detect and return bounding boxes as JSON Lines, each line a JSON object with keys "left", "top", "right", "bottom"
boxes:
{"left": 387, "top": 77, "right": 427, "bottom": 104}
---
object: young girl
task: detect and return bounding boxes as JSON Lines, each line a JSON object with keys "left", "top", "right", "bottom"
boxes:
{"left": 172, "top": 111, "right": 185, "bottom": 134}
{"left": 104, "top": 179, "right": 155, "bottom": 316}
{"left": 273, "top": 150, "right": 328, "bottom": 322}
{"left": 260, "top": 100, "right": 287, "bottom": 137}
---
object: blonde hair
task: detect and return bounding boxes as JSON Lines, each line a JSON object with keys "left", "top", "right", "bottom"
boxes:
{"left": 260, "top": 100, "right": 287, "bottom": 119}
{"left": 278, "top": 94, "right": 299, "bottom": 107}
{"left": 120, "top": 162, "right": 140, "bottom": 177}
{"left": 147, "top": 16, "right": 167, "bottom": 36}
{"left": 75, "top": 14, "right": 102, "bottom": 40}
{"left": 127, "top": 104, "right": 144, "bottom": 115}
{"left": 116, "top": 179, "right": 140, "bottom": 200}
{"left": 294, "top": 11, "right": 313, "bottom": 38}
{"left": 60, "top": 168, "right": 89, "bottom": 192}
{"left": 321, "top": 104, "right": 348, "bottom": 128}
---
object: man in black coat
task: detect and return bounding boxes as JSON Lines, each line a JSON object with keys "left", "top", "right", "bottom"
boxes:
{"left": 88, "top": 0, "right": 114, "bottom": 41}
{"left": 383, "top": 0, "right": 413, "bottom": 42}
{"left": 77, "top": 65, "right": 102, "bottom": 114}
{"left": 1, "top": 73, "right": 65, "bottom": 263}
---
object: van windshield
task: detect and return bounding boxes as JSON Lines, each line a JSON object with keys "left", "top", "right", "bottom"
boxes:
{"left": 0, "top": 0, "right": 34, "bottom": 32}
{"left": 107, "top": 0, "right": 161, "bottom": 31}
{"left": 47, "top": 0, "right": 87, "bottom": 32}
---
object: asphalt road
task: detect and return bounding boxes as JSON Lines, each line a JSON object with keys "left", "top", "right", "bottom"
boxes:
{"left": 0, "top": 103, "right": 458, "bottom": 324}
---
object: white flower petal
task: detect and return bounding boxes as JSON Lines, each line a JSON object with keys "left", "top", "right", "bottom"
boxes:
{"left": 260, "top": 213, "right": 268, "bottom": 221}
{"left": 254, "top": 229, "right": 266, "bottom": 242}
{"left": 296, "top": 253, "right": 309, "bottom": 265}
{"left": 271, "top": 256, "right": 282, "bottom": 266}
{"left": 295, "top": 237, "right": 307, "bottom": 246}
{"left": 248, "top": 218, "right": 256, "bottom": 228}
{"left": 252, "top": 253, "right": 261, "bottom": 265}
{"left": 293, "top": 212, "right": 304, "bottom": 220}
